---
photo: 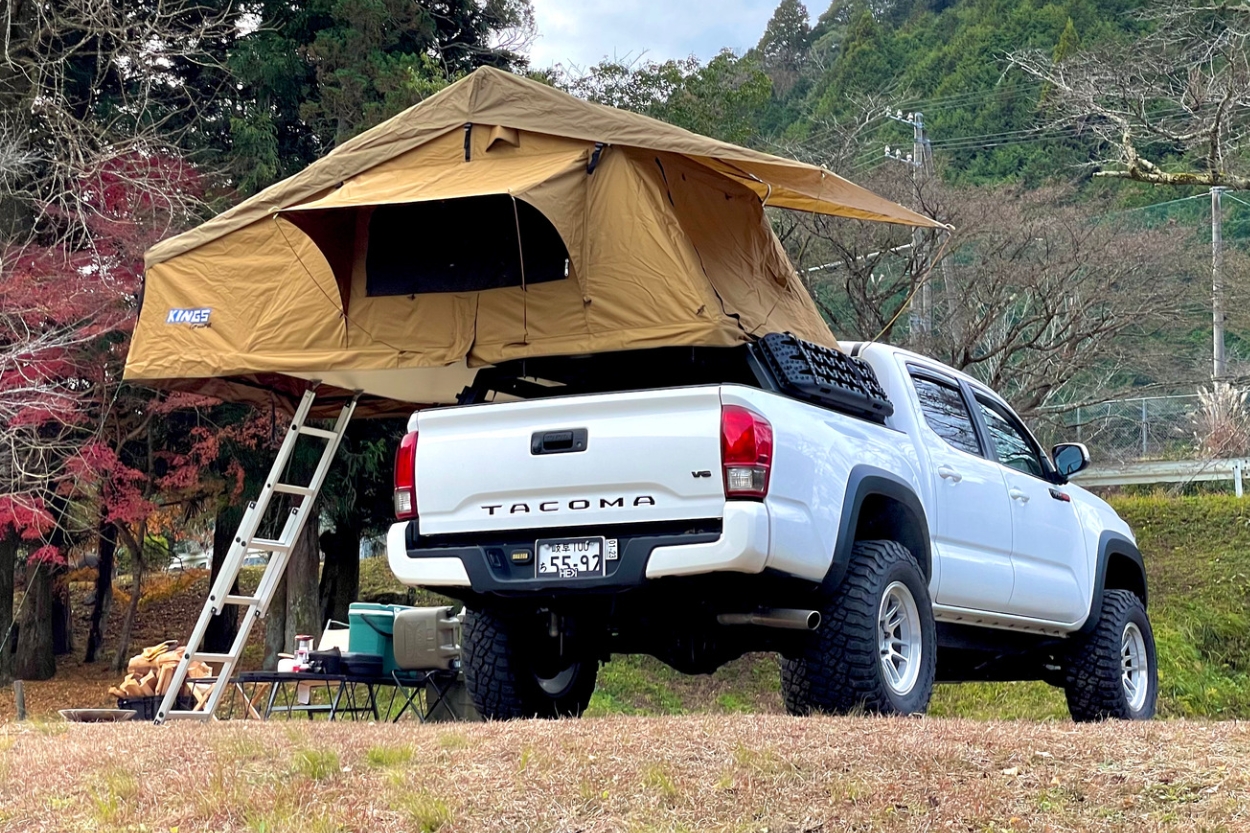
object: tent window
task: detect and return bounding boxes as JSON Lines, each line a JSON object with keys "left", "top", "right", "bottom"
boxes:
{"left": 365, "top": 195, "right": 569, "bottom": 296}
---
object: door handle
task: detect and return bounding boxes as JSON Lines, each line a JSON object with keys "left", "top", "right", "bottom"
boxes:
{"left": 937, "top": 465, "right": 963, "bottom": 482}
{"left": 531, "top": 428, "right": 588, "bottom": 455}
{"left": 1008, "top": 488, "right": 1030, "bottom": 503}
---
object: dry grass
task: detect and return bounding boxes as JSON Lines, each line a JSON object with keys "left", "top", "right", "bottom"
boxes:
{"left": 0, "top": 716, "right": 1246, "bottom": 831}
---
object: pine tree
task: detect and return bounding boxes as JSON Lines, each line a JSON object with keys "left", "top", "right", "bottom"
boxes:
{"left": 1041, "top": 18, "right": 1081, "bottom": 109}
{"left": 757, "top": 0, "right": 812, "bottom": 96}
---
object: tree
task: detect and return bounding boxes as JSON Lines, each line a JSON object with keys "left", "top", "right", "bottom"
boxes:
{"left": 810, "top": 11, "right": 898, "bottom": 121}
{"left": 1010, "top": 2, "right": 1250, "bottom": 189}
{"left": 227, "top": 0, "right": 535, "bottom": 194}
{"left": 319, "top": 420, "right": 404, "bottom": 625}
{"left": 781, "top": 173, "right": 1198, "bottom": 416}
{"left": 83, "top": 521, "right": 116, "bottom": 664}
{"left": 757, "top": 0, "right": 812, "bottom": 96}
{"left": 0, "top": 0, "right": 243, "bottom": 673}
{"left": 560, "top": 51, "right": 772, "bottom": 145}
{"left": 0, "top": 532, "right": 15, "bottom": 683}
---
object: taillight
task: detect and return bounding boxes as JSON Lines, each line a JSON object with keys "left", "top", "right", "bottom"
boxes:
{"left": 393, "top": 430, "right": 418, "bottom": 520}
{"left": 721, "top": 405, "right": 772, "bottom": 499}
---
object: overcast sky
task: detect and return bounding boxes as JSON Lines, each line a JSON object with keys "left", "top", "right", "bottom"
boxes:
{"left": 527, "top": 0, "right": 796, "bottom": 70}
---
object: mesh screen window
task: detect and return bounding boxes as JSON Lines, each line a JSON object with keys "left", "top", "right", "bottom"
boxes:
{"left": 365, "top": 195, "right": 569, "bottom": 296}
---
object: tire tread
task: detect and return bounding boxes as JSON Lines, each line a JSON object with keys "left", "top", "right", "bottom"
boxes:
{"left": 781, "top": 539, "right": 936, "bottom": 716}
{"left": 1063, "top": 588, "right": 1156, "bottom": 722}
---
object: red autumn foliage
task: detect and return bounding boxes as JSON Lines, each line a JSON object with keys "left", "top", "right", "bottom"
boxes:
{"left": 0, "top": 149, "right": 256, "bottom": 554}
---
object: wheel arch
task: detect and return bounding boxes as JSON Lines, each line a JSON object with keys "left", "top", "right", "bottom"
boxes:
{"left": 1078, "top": 531, "right": 1148, "bottom": 635}
{"left": 828, "top": 466, "right": 932, "bottom": 589}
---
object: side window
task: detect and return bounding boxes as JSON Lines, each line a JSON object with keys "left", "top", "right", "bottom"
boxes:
{"left": 910, "top": 375, "right": 982, "bottom": 456}
{"left": 976, "top": 397, "right": 1046, "bottom": 478}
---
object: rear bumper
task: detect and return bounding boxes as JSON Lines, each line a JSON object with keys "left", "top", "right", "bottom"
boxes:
{"left": 386, "top": 502, "right": 771, "bottom": 592}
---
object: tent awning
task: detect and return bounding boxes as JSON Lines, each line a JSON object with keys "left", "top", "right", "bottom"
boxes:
{"left": 283, "top": 147, "right": 590, "bottom": 213}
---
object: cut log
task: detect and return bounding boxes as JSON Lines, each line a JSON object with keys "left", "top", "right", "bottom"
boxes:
{"left": 128, "top": 655, "right": 157, "bottom": 675}
{"left": 156, "top": 664, "right": 174, "bottom": 695}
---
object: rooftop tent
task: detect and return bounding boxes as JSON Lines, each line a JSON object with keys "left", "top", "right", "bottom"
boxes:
{"left": 124, "top": 67, "right": 945, "bottom": 413}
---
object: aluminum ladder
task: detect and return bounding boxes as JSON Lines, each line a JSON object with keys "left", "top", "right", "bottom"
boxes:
{"left": 154, "top": 388, "right": 357, "bottom": 723}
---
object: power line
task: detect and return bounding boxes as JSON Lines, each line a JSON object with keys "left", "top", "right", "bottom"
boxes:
{"left": 1221, "top": 191, "right": 1250, "bottom": 211}
{"left": 930, "top": 124, "right": 1084, "bottom": 146}
{"left": 1104, "top": 193, "right": 1210, "bottom": 215}
{"left": 892, "top": 83, "right": 1043, "bottom": 110}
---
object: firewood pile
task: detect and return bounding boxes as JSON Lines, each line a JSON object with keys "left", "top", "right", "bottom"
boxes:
{"left": 108, "top": 640, "right": 212, "bottom": 707}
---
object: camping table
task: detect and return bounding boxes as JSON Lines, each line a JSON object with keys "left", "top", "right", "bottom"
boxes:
{"left": 218, "top": 670, "right": 460, "bottom": 721}
{"left": 226, "top": 671, "right": 393, "bottom": 721}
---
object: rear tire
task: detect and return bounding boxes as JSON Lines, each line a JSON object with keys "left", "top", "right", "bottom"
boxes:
{"left": 463, "top": 607, "right": 598, "bottom": 720}
{"left": 1063, "top": 589, "right": 1157, "bottom": 722}
{"left": 781, "top": 539, "right": 936, "bottom": 716}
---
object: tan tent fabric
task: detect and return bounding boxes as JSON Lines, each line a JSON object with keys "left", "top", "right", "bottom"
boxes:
{"left": 126, "top": 67, "right": 944, "bottom": 410}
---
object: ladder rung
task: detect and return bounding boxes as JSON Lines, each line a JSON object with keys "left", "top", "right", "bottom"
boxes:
{"left": 191, "top": 652, "right": 235, "bottom": 664}
{"left": 249, "top": 538, "right": 291, "bottom": 553}
{"left": 223, "top": 594, "right": 261, "bottom": 607}
{"left": 161, "top": 710, "right": 213, "bottom": 721}
{"left": 272, "top": 483, "right": 315, "bottom": 497}
{"left": 298, "top": 426, "right": 338, "bottom": 440}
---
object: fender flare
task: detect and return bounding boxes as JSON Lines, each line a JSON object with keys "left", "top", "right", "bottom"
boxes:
{"left": 1078, "top": 530, "right": 1148, "bottom": 635}
{"left": 826, "top": 464, "right": 932, "bottom": 590}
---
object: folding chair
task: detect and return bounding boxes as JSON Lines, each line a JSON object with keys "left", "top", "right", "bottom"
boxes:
{"left": 387, "top": 606, "right": 462, "bottom": 722}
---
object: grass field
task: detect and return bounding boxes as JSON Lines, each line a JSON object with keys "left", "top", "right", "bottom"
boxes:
{"left": 0, "top": 493, "right": 1248, "bottom": 831}
{"left": 1, "top": 715, "right": 1247, "bottom": 831}
{"left": 584, "top": 494, "right": 1250, "bottom": 721}
{"left": 1, "top": 493, "right": 1248, "bottom": 723}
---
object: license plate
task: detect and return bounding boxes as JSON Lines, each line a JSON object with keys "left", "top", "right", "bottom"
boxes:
{"left": 536, "top": 537, "right": 605, "bottom": 579}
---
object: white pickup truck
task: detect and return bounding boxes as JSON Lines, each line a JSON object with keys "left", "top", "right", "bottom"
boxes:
{"left": 387, "top": 335, "right": 1156, "bottom": 722}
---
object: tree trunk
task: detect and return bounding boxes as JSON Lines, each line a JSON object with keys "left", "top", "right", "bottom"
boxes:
{"left": 51, "top": 563, "right": 72, "bottom": 656}
{"left": 0, "top": 532, "right": 18, "bottom": 685}
{"left": 110, "top": 560, "right": 144, "bottom": 674}
{"left": 286, "top": 504, "right": 321, "bottom": 651}
{"left": 84, "top": 521, "right": 116, "bottom": 663}
{"left": 319, "top": 521, "right": 361, "bottom": 627}
{"left": 15, "top": 561, "right": 56, "bottom": 681}
{"left": 110, "top": 520, "right": 149, "bottom": 674}
{"left": 262, "top": 502, "right": 321, "bottom": 668}
{"left": 204, "top": 501, "right": 242, "bottom": 653}
{"left": 262, "top": 570, "right": 287, "bottom": 670}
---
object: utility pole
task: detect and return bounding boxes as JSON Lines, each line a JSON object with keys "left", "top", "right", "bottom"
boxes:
{"left": 885, "top": 110, "right": 932, "bottom": 339}
{"left": 1212, "top": 185, "right": 1227, "bottom": 381}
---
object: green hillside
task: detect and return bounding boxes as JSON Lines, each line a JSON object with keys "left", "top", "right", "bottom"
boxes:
{"left": 602, "top": 0, "right": 1150, "bottom": 183}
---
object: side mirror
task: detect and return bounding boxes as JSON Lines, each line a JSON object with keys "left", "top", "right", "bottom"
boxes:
{"left": 1052, "top": 442, "right": 1091, "bottom": 480}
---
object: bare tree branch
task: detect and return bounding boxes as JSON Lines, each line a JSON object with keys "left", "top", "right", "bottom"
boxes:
{"left": 1009, "top": 1, "right": 1250, "bottom": 188}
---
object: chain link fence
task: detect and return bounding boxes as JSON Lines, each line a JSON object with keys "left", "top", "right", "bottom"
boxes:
{"left": 1033, "top": 394, "right": 1207, "bottom": 465}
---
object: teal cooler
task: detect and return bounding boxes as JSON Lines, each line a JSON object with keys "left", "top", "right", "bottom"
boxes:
{"left": 348, "top": 603, "right": 406, "bottom": 674}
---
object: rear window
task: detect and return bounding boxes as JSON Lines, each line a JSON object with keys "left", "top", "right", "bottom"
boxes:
{"left": 910, "top": 375, "right": 982, "bottom": 456}
{"left": 366, "top": 195, "right": 569, "bottom": 296}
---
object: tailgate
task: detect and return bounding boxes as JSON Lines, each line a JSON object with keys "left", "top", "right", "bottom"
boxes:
{"left": 415, "top": 387, "right": 725, "bottom": 535}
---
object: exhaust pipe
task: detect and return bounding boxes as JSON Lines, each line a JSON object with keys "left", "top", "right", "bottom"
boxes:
{"left": 717, "top": 608, "right": 821, "bottom": 631}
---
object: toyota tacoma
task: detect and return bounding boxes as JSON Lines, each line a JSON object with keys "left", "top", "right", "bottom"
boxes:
{"left": 387, "top": 335, "right": 1156, "bottom": 722}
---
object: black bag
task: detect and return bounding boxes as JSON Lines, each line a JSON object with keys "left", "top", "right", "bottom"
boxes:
{"left": 340, "top": 652, "right": 384, "bottom": 677}
{"left": 309, "top": 647, "right": 342, "bottom": 674}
